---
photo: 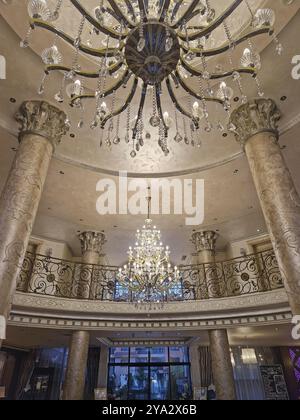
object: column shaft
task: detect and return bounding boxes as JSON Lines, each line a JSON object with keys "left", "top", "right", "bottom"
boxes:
{"left": 245, "top": 132, "right": 300, "bottom": 315}
{"left": 0, "top": 134, "right": 52, "bottom": 319}
{"left": 62, "top": 330, "right": 90, "bottom": 400}
{"left": 209, "top": 330, "right": 236, "bottom": 400}
{"left": 189, "top": 344, "right": 202, "bottom": 399}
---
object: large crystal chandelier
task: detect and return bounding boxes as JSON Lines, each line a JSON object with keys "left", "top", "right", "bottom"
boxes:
{"left": 20, "top": 0, "right": 280, "bottom": 156}
{"left": 117, "top": 192, "right": 179, "bottom": 304}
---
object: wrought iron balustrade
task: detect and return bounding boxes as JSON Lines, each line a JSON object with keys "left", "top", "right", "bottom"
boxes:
{"left": 16, "top": 249, "right": 283, "bottom": 302}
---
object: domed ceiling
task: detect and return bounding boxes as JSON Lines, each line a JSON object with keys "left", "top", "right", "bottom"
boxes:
{"left": 0, "top": 1, "right": 300, "bottom": 264}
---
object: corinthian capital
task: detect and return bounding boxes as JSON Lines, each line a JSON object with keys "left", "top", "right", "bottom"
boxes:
{"left": 78, "top": 231, "right": 106, "bottom": 256}
{"left": 15, "top": 101, "right": 70, "bottom": 149}
{"left": 229, "top": 98, "right": 281, "bottom": 148}
{"left": 191, "top": 231, "right": 218, "bottom": 253}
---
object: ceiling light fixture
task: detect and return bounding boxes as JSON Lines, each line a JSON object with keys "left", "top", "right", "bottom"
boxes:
{"left": 20, "top": 0, "right": 281, "bottom": 157}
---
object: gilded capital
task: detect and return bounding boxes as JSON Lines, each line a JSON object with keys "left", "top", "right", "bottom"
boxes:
{"left": 229, "top": 98, "right": 281, "bottom": 148}
{"left": 78, "top": 231, "right": 106, "bottom": 256}
{"left": 191, "top": 231, "right": 218, "bottom": 253}
{"left": 15, "top": 101, "right": 70, "bottom": 149}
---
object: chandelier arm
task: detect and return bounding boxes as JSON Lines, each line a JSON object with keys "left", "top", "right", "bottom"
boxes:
{"left": 69, "top": 0, "right": 127, "bottom": 39}
{"left": 155, "top": 85, "right": 169, "bottom": 133}
{"left": 106, "top": 0, "right": 136, "bottom": 29}
{"left": 69, "top": 70, "right": 130, "bottom": 106}
{"left": 138, "top": 0, "right": 148, "bottom": 21}
{"left": 171, "top": 0, "right": 203, "bottom": 30}
{"left": 166, "top": 78, "right": 199, "bottom": 129}
{"left": 170, "top": 0, "right": 184, "bottom": 23}
{"left": 30, "top": 19, "right": 124, "bottom": 58}
{"left": 45, "top": 61, "right": 125, "bottom": 78}
{"left": 159, "top": 0, "right": 172, "bottom": 23}
{"left": 124, "top": 0, "right": 138, "bottom": 22}
{"left": 100, "top": 78, "right": 139, "bottom": 128}
{"left": 181, "top": 27, "right": 273, "bottom": 57}
{"left": 132, "top": 83, "right": 148, "bottom": 139}
{"left": 176, "top": 0, "right": 244, "bottom": 41}
{"left": 180, "top": 58, "right": 257, "bottom": 79}
{"left": 174, "top": 71, "right": 224, "bottom": 106}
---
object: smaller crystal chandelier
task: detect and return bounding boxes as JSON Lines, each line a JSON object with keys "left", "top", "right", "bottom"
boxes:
{"left": 117, "top": 190, "right": 179, "bottom": 306}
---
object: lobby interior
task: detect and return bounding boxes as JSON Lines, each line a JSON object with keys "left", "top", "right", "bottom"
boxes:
{"left": 0, "top": 0, "right": 300, "bottom": 401}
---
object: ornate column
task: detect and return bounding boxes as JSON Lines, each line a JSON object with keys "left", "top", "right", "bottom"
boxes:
{"left": 209, "top": 330, "right": 236, "bottom": 400}
{"left": 95, "top": 345, "right": 109, "bottom": 400}
{"left": 62, "top": 330, "right": 90, "bottom": 400}
{"left": 189, "top": 342, "right": 202, "bottom": 399}
{"left": 191, "top": 231, "right": 220, "bottom": 298}
{"left": 0, "top": 101, "right": 68, "bottom": 336}
{"left": 77, "top": 231, "right": 106, "bottom": 299}
{"left": 230, "top": 98, "right": 300, "bottom": 316}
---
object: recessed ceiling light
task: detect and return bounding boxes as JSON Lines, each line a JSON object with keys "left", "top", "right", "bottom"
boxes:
{"left": 59, "top": 171, "right": 65, "bottom": 175}
{"left": 70, "top": 133, "right": 75, "bottom": 138}
{"left": 280, "top": 96, "right": 287, "bottom": 102}
{"left": 9, "top": 97, "right": 16, "bottom": 103}
{"left": 234, "top": 169, "right": 239, "bottom": 175}
{"left": 257, "top": 229, "right": 261, "bottom": 233}
{"left": 234, "top": 97, "right": 240, "bottom": 102}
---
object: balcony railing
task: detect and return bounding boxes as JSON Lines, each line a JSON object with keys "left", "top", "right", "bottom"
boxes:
{"left": 16, "top": 249, "right": 284, "bottom": 302}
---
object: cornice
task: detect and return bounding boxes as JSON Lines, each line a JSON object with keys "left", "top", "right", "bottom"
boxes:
{"left": 9, "top": 290, "right": 291, "bottom": 331}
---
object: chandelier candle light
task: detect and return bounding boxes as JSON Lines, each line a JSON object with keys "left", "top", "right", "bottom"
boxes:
{"left": 20, "top": 0, "right": 280, "bottom": 156}
{"left": 117, "top": 191, "right": 180, "bottom": 306}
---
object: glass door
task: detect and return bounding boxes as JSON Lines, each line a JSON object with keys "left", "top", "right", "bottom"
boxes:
{"left": 128, "top": 366, "right": 149, "bottom": 400}
{"left": 150, "top": 366, "right": 170, "bottom": 400}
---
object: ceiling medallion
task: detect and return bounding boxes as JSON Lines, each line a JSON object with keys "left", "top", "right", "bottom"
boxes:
{"left": 19, "top": 0, "right": 281, "bottom": 157}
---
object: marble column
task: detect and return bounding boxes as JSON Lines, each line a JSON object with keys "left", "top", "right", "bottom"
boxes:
{"left": 230, "top": 98, "right": 300, "bottom": 316}
{"left": 189, "top": 343, "right": 202, "bottom": 399}
{"left": 77, "top": 231, "right": 106, "bottom": 299}
{"left": 95, "top": 345, "right": 109, "bottom": 399}
{"left": 209, "top": 329, "right": 236, "bottom": 400}
{"left": 0, "top": 101, "right": 69, "bottom": 336}
{"left": 62, "top": 330, "right": 90, "bottom": 400}
{"left": 191, "top": 231, "right": 220, "bottom": 298}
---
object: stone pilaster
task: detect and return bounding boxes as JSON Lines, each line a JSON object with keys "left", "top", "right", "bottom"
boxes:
{"left": 62, "top": 330, "right": 90, "bottom": 400}
{"left": 189, "top": 343, "right": 202, "bottom": 399}
{"left": 0, "top": 101, "right": 69, "bottom": 337}
{"left": 209, "top": 329, "right": 236, "bottom": 400}
{"left": 77, "top": 231, "right": 106, "bottom": 299}
{"left": 230, "top": 98, "right": 300, "bottom": 315}
{"left": 191, "top": 231, "right": 220, "bottom": 298}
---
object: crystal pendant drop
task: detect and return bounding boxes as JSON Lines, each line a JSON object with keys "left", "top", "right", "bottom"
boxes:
{"left": 150, "top": 115, "right": 161, "bottom": 127}
{"left": 41, "top": 45, "right": 62, "bottom": 65}
{"left": 139, "top": 137, "right": 144, "bottom": 147}
{"left": 174, "top": 132, "right": 183, "bottom": 143}
{"left": 78, "top": 120, "right": 84, "bottom": 129}
{"left": 202, "top": 71, "right": 210, "bottom": 80}
{"left": 28, "top": 0, "right": 51, "bottom": 21}
{"left": 276, "top": 43, "right": 283, "bottom": 56}
{"left": 165, "top": 37, "right": 173, "bottom": 52}
{"left": 113, "top": 137, "right": 121, "bottom": 145}
{"left": 125, "top": 134, "right": 130, "bottom": 144}
{"left": 137, "top": 38, "right": 146, "bottom": 52}
{"left": 130, "top": 150, "right": 137, "bottom": 158}
{"left": 136, "top": 143, "right": 140, "bottom": 152}
{"left": 54, "top": 91, "right": 64, "bottom": 103}
{"left": 184, "top": 136, "right": 189, "bottom": 145}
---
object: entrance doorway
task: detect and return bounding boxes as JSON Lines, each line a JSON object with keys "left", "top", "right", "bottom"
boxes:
{"left": 108, "top": 347, "right": 192, "bottom": 400}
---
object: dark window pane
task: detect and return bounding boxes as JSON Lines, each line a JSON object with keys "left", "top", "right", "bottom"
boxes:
{"left": 108, "top": 366, "right": 128, "bottom": 400}
{"left": 130, "top": 347, "right": 149, "bottom": 363}
{"left": 150, "top": 347, "right": 169, "bottom": 363}
{"left": 128, "top": 367, "right": 149, "bottom": 400}
{"left": 110, "top": 347, "right": 129, "bottom": 364}
{"left": 170, "top": 365, "right": 192, "bottom": 400}
{"left": 169, "top": 347, "right": 189, "bottom": 363}
{"left": 150, "top": 366, "right": 170, "bottom": 400}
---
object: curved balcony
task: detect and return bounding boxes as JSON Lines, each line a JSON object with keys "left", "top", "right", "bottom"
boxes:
{"left": 10, "top": 250, "right": 291, "bottom": 333}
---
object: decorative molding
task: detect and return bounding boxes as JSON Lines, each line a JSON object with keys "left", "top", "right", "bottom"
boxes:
{"left": 78, "top": 231, "right": 106, "bottom": 256}
{"left": 15, "top": 101, "right": 69, "bottom": 150}
{"left": 191, "top": 231, "right": 219, "bottom": 253}
{"left": 230, "top": 98, "right": 281, "bottom": 149}
{"left": 9, "top": 290, "right": 291, "bottom": 331}
{"left": 97, "top": 337, "right": 189, "bottom": 347}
